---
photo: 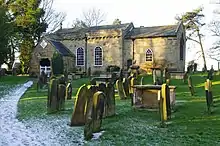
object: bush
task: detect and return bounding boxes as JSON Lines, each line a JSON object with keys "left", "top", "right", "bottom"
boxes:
{"left": 106, "top": 65, "right": 120, "bottom": 72}
{"left": 52, "top": 52, "right": 64, "bottom": 75}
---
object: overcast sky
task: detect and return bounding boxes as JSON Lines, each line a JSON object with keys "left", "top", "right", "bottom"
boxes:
{"left": 52, "top": 0, "right": 219, "bottom": 70}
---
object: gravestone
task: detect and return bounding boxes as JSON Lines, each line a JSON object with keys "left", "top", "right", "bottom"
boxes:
{"left": 205, "top": 79, "right": 213, "bottom": 113}
{"left": 116, "top": 79, "right": 126, "bottom": 99}
{"left": 122, "top": 78, "right": 130, "bottom": 97}
{"left": 70, "top": 84, "right": 89, "bottom": 126}
{"left": 84, "top": 91, "right": 105, "bottom": 140}
{"left": 47, "top": 78, "right": 58, "bottom": 113}
{"left": 58, "top": 84, "right": 66, "bottom": 110}
{"left": 37, "top": 71, "right": 47, "bottom": 91}
{"left": 188, "top": 76, "right": 194, "bottom": 96}
{"left": 106, "top": 82, "right": 115, "bottom": 117}
{"left": 98, "top": 83, "right": 107, "bottom": 117}
{"left": 66, "top": 82, "right": 72, "bottom": 100}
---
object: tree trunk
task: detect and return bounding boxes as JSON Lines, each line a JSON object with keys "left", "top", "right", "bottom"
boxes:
{"left": 197, "top": 29, "right": 207, "bottom": 71}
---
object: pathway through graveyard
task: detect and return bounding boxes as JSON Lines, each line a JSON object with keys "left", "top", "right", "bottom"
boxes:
{"left": 0, "top": 81, "right": 84, "bottom": 146}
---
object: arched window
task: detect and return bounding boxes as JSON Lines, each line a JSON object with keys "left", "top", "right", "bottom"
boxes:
{"left": 76, "top": 47, "right": 84, "bottom": 66}
{"left": 94, "top": 47, "right": 103, "bottom": 66}
{"left": 146, "top": 49, "right": 153, "bottom": 61}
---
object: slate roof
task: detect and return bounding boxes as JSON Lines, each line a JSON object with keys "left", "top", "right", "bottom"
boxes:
{"left": 45, "top": 23, "right": 132, "bottom": 40}
{"left": 49, "top": 40, "right": 73, "bottom": 56}
{"left": 125, "top": 25, "right": 178, "bottom": 39}
{"left": 88, "top": 23, "right": 131, "bottom": 31}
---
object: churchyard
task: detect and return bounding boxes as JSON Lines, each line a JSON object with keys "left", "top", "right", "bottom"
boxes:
{"left": 0, "top": 69, "right": 218, "bottom": 145}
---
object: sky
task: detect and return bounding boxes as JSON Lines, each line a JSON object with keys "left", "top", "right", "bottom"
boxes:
{"left": 52, "top": 0, "right": 220, "bottom": 70}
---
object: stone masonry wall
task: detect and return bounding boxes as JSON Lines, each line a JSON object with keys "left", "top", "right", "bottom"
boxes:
{"left": 29, "top": 42, "right": 55, "bottom": 76}
{"left": 87, "top": 36, "right": 123, "bottom": 74}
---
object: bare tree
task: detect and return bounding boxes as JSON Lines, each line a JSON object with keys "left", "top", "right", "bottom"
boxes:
{"left": 41, "top": 0, "right": 66, "bottom": 33}
{"left": 113, "top": 18, "right": 121, "bottom": 25}
{"left": 82, "top": 7, "right": 106, "bottom": 27}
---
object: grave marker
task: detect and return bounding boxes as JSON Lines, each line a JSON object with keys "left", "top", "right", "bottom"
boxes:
{"left": 188, "top": 75, "right": 194, "bottom": 96}
{"left": 70, "top": 84, "right": 89, "bottom": 126}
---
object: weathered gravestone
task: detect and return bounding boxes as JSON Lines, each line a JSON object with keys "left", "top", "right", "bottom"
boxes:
{"left": 37, "top": 71, "right": 47, "bottom": 91}
{"left": 65, "top": 82, "right": 72, "bottom": 100}
{"left": 158, "top": 84, "right": 171, "bottom": 127}
{"left": 106, "top": 82, "right": 115, "bottom": 117}
{"left": 70, "top": 84, "right": 89, "bottom": 126}
{"left": 129, "top": 76, "right": 137, "bottom": 105}
{"left": 123, "top": 78, "right": 130, "bottom": 98}
{"left": 116, "top": 79, "right": 126, "bottom": 99}
{"left": 84, "top": 91, "right": 105, "bottom": 140}
{"left": 205, "top": 79, "right": 213, "bottom": 113}
{"left": 188, "top": 75, "right": 194, "bottom": 96}
{"left": 47, "top": 78, "right": 58, "bottom": 113}
{"left": 47, "top": 76, "right": 67, "bottom": 113}
{"left": 58, "top": 84, "right": 66, "bottom": 110}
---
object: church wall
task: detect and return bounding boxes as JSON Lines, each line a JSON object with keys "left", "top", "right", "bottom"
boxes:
{"left": 62, "top": 39, "right": 86, "bottom": 71}
{"left": 132, "top": 36, "right": 184, "bottom": 71}
{"left": 123, "top": 39, "right": 133, "bottom": 68}
{"left": 87, "top": 36, "right": 123, "bottom": 74}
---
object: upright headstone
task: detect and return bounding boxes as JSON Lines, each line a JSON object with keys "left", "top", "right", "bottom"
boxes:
{"left": 84, "top": 90, "right": 104, "bottom": 140}
{"left": 188, "top": 76, "right": 194, "bottom": 96}
{"left": 116, "top": 79, "right": 126, "bottom": 99}
{"left": 58, "top": 84, "right": 66, "bottom": 110}
{"left": 205, "top": 79, "right": 213, "bottom": 113}
{"left": 65, "top": 82, "right": 72, "bottom": 100}
{"left": 70, "top": 84, "right": 89, "bottom": 126}
{"left": 123, "top": 78, "right": 130, "bottom": 98}
{"left": 105, "top": 82, "right": 115, "bottom": 117}
{"left": 47, "top": 78, "right": 58, "bottom": 113}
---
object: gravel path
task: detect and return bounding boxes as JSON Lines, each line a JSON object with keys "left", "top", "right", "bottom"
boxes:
{"left": 0, "top": 81, "right": 84, "bottom": 146}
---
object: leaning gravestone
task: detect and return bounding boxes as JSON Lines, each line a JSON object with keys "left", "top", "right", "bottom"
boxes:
{"left": 84, "top": 91, "right": 105, "bottom": 140}
{"left": 70, "top": 84, "right": 89, "bottom": 126}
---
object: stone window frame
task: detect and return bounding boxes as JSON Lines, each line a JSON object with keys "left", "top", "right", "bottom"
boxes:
{"left": 146, "top": 48, "right": 153, "bottom": 62}
{"left": 76, "top": 47, "right": 85, "bottom": 66}
{"left": 94, "top": 46, "right": 103, "bottom": 66}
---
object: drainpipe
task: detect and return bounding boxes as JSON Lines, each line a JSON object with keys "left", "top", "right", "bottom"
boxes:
{"left": 132, "top": 39, "right": 135, "bottom": 62}
{"left": 85, "top": 34, "right": 88, "bottom": 73}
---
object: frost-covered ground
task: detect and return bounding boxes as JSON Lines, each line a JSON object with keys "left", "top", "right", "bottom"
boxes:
{"left": 0, "top": 81, "right": 84, "bottom": 146}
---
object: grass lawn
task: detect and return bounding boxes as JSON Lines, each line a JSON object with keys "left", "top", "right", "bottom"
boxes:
{"left": 17, "top": 73, "right": 220, "bottom": 145}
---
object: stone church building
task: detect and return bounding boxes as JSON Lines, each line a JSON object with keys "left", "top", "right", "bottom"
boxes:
{"left": 30, "top": 21, "right": 186, "bottom": 76}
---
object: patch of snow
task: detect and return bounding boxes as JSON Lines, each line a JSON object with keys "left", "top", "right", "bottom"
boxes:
{"left": 0, "top": 81, "right": 85, "bottom": 145}
{"left": 92, "top": 131, "right": 105, "bottom": 140}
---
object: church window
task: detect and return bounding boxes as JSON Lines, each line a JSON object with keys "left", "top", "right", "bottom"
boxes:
{"left": 76, "top": 47, "right": 84, "bottom": 66}
{"left": 146, "top": 49, "right": 153, "bottom": 61}
{"left": 94, "top": 47, "right": 103, "bottom": 66}
{"left": 180, "top": 34, "right": 184, "bottom": 60}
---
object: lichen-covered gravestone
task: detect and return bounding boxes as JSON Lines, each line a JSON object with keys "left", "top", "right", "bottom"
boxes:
{"left": 70, "top": 84, "right": 89, "bottom": 126}
{"left": 84, "top": 91, "right": 105, "bottom": 140}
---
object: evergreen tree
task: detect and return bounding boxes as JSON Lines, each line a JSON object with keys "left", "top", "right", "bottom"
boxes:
{"left": 0, "top": 6, "right": 13, "bottom": 66}
{"left": 9, "top": 0, "right": 48, "bottom": 73}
